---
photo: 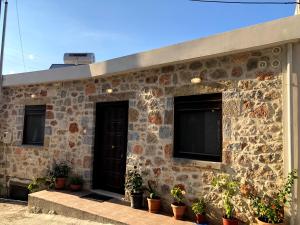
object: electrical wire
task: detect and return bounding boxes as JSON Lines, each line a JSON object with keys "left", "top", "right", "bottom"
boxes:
{"left": 191, "top": 0, "right": 300, "bottom": 4}
{"left": 15, "top": 0, "right": 26, "bottom": 72}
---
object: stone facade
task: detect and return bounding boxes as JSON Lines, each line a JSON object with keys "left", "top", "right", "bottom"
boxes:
{"left": 0, "top": 46, "right": 285, "bottom": 224}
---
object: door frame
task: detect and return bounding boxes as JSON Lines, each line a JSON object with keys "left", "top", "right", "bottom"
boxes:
{"left": 92, "top": 101, "right": 129, "bottom": 194}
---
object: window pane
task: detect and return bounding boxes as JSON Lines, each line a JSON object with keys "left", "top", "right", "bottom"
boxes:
{"left": 25, "top": 115, "right": 45, "bottom": 144}
{"left": 177, "top": 110, "right": 220, "bottom": 157}
{"left": 23, "top": 105, "right": 46, "bottom": 145}
{"left": 174, "top": 93, "right": 222, "bottom": 162}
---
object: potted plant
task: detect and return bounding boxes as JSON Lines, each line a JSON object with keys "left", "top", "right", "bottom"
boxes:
{"left": 146, "top": 181, "right": 161, "bottom": 213}
{"left": 192, "top": 197, "right": 208, "bottom": 225}
{"left": 69, "top": 175, "right": 84, "bottom": 191}
{"left": 28, "top": 175, "right": 55, "bottom": 193}
{"left": 212, "top": 174, "right": 239, "bottom": 225}
{"left": 50, "top": 162, "right": 71, "bottom": 190}
{"left": 125, "top": 167, "right": 143, "bottom": 209}
{"left": 242, "top": 170, "right": 297, "bottom": 225}
{"left": 170, "top": 184, "right": 187, "bottom": 220}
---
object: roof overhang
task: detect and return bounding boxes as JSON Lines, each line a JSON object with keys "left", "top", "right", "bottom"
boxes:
{"left": 3, "top": 14, "right": 300, "bottom": 87}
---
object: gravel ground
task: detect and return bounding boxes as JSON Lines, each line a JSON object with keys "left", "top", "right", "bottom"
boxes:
{"left": 0, "top": 202, "right": 113, "bottom": 225}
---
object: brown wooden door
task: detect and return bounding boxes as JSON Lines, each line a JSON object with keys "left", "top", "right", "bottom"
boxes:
{"left": 93, "top": 101, "right": 128, "bottom": 194}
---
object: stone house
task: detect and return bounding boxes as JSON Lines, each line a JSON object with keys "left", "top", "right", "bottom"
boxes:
{"left": 1, "top": 14, "right": 300, "bottom": 225}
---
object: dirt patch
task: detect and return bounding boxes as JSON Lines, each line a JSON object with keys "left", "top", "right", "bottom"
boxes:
{"left": 0, "top": 202, "right": 113, "bottom": 225}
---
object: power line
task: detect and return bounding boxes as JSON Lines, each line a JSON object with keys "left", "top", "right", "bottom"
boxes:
{"left": 16, "top": 0, "right": 26, "bottom": 72}
{"left": 191, "top": 0, "right": 300, "bottom": 4}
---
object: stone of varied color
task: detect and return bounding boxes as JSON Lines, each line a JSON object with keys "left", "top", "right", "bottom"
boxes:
{"left": 231, "top": 66, "right": 243, "bottom": 78}
{"left": 85, "top": 83, "right": 96, "bottom": 95}
{"left": 189, "top": 61, "right": 203, "bottom": 70}
{"left": 69, "top": 123, "right": 79, "bottom": 133}
{"left": 0, "top": 46, "right": 284, "bottom": 224}
{"left": 132, "top": 145, "right": 143, "bottom": 155}
{"left": 159, "top": 74, "right": 171, "bottom": 85}
{"left": 146, "top": 75, "right": 158, "bottom": 84}
{"left": 205, "top": 59, "right": 218, "bottom": 68}
{"left": 128, "top": 108, "right": 139, "bottom": 122}
{"left": 210, "top": 69, "right": 228, "bottom": 79}
{"left": 148, "top": 111, "right": 162, "bottom": 125}
{"left": 247, "top": 58, "right": 258, "bottom": 71}
{"left": 161, "top": 65, "right": 174, "bottom": 73}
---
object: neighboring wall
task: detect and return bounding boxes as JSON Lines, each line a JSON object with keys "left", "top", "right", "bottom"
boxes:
{"left": 0, "top": 46, "right": 285, "bottom": 224}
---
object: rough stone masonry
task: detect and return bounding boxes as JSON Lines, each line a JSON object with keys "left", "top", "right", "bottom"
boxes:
{"left": 0, "top": 46, "right": 284, "bottom": 224}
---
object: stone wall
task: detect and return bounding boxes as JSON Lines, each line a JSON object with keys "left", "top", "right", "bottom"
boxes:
{"left": 0, "top": 46, "right": 285, "bottom": 224}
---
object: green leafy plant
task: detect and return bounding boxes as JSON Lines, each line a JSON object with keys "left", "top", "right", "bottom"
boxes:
{"left": 192, "top": 197, "right": 206, "bottom": 215}
{"left": 50, "top": 162, "right": 71, "bottom": 178}
{"left": 125, "top": 167, "right": 143, "bottom": 194}
{"left": 28, "top": 176, "right": 55, "bottom": 193}
{"left": 245, "top": 170, "right": 297, "bottom": 224}
{"left": 145, "top": 181, "right": 160, "bottom": 199}
{"left": 171, "top": 184, "right": 186, "bottom": 206}
{"left": 212, "top": 173, "right": 239, "bottom": 219}
{"left": 69, "top": 175, "right": 84, "bottom": 185}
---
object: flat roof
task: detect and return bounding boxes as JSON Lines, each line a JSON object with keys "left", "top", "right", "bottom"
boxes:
{"left": 3, "top": 14, "right": 300, "bottom": 87}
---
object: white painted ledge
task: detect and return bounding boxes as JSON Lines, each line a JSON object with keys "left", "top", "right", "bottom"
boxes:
{"left": 3, "top": 15, "right": 300, "bottom": 87}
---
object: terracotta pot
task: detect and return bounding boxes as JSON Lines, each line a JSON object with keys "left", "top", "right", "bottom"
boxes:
{"left": 70, "top": 184, "right": 82, "bottom": 192}
{"left": 222, "top": 217, "right": 239, "bottom": 225}
{"left": 257, "top": 218, "right": 284, "bottom": 225}
{"left": 147, "top": 198, "right": 161, "bottom": 213}
{"left": 130, "top": 192, "right": 143, "bottom": 209}
{"left": 171, "top": 203, "right": 186, "bottom": 220}
{"left": 55, "top": 178, "right": 66, "bottom": 189}
{"left": 196, "top": 213, "right": 207, "bottom": 224}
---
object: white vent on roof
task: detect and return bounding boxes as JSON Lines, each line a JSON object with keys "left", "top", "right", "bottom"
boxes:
{"left": 64, "top": 53, "right": 95, "bottom": 65}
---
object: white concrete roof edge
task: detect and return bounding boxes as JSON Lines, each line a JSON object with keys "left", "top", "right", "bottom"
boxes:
{"left": 4, "top": 14, "right": 300, "bottom": 87}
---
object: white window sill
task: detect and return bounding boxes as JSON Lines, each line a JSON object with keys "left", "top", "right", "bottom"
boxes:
{"left": 172, "top": 157, "right": 222, "bottom": 170}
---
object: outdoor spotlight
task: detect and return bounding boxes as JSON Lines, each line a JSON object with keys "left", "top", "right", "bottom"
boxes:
{"left": 191, "top": 77, "right": 201, "bottom": 84}
{"left": 31, "top": 94, "right": 37, "bottom": 98}
{"left": 106, "top": 88, "right": 113, "bottom": 93}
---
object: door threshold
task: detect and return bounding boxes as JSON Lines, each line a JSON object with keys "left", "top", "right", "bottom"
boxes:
{"left": 91, "top": 189, "right": 125, "bottom": 201}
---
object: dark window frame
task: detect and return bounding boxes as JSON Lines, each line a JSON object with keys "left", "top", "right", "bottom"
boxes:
{"left": 173, "top": 93, "right": 222, "bottom": 162}
{"left": 22, "top": 105, "right": 46, "bottom": 146}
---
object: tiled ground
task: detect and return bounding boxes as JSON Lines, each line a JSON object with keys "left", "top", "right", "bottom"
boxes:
{"left": 0, "top": 201, "right": 113, "bottom": 225}
{"left": 29, "top": 190, "right": 194, "bottom": 225}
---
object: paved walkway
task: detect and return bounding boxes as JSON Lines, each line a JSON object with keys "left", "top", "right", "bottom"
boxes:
{"left": 29, "top": 190, "right": 194, "bottom": 225}
{"left": 0, "top": 201, "right": 113, "bottom": 225}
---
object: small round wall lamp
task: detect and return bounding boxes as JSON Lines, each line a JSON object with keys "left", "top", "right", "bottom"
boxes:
{"left": 31, "top": 94, "right": 37, "bottom": 98}
{"left": 106, "top": 88, "right": 113, "bottom": 94}
{"left": 191, "top": 77, "right": 202, "bottom": 84}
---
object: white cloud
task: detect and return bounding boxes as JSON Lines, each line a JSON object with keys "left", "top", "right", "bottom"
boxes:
{"left": 7, "top": 70, "right": 15, "bottom": 74}
{"left": 28, "top": 54, "right": 35, "bottom": 60}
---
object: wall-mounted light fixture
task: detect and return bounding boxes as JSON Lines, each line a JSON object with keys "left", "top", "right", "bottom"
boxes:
{"left": 106, "top": 88, "right": 113, "bottom": 94}
{"left": 191, "top": 77, "right": 202, "bottom": 84}
{"left": 31, "top": 94, "right": 37, "bottom": 98}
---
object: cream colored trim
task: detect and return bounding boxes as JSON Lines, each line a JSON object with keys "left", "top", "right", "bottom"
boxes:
{"left": 3, "top": 15, "right": 300, "bottom": 87}
{"left": 286, "top": 43, "right": 295, "bottom": 225}
{"left": 283, "top": 42, "right": 300, "bottom": 225}
{"left": 287, "top": 43, "right": 294, "bottom": 173}
{"left": 295, "top": 0, "right": 300, "bottom": 15}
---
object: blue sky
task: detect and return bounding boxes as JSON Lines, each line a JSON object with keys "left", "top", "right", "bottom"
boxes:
{"left": 3, "top": 0, "right": 297, "bottom": 75}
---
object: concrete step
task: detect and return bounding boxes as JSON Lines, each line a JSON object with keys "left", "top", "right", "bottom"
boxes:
{"left": 28, "top": 190, "right": 194, "bottom": 225}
